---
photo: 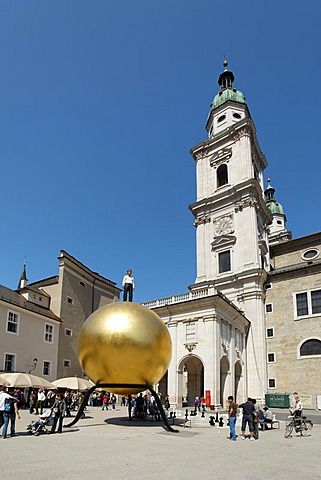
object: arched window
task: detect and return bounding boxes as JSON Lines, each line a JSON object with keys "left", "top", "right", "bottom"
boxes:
{"left": 300, "top": 339, "right": 321, "bottom": 356}
{"left": 217, "top": 164, "right": 228, "bottom": 187}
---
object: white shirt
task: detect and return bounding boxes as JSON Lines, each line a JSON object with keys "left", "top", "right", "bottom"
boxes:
{"left": 122, "top": 275, "right": 135, "bottom": 288}
{"left": 38, "top": 391, "right": 46, "bottom": 401}
{"left": 0, "top": 392, "right": 10, "bottom": 411}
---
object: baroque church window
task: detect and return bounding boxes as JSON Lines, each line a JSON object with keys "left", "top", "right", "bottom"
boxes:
{"left": 217, "top": 164, "right": 228, "bottom": 187}
{"left": 219, "top": 250, "right": 231, "bottom": 273}
{"left": 300, "top": 339, "right": 321, "bottom": 357}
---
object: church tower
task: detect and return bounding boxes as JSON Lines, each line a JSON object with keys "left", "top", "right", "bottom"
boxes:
{"left": 189, "top": 60, "right": 273, "bottom": 399}
{"left": 265, "top": 178, "right": 292, "bottom": 246}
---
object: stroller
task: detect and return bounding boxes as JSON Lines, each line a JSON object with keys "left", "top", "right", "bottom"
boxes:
{"left": 27, "top": 409, "right": 54, "bottom": 436}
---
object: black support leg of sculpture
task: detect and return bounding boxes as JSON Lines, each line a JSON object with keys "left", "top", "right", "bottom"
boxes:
{"left": 65, "top": 385, "right": 96, "bottom": 428}
{"left": 64, "top": 383, "right": 178, "bottom": 433}
{"left": 147, "top": 386, "right": 178, "bottom": 433}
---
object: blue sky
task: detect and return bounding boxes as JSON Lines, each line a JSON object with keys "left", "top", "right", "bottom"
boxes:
{"left": 0, "top": 1, "right": 320, "bottom": 303}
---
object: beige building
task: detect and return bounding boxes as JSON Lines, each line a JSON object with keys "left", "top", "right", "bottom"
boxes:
{"left": 0, "top": 282, "right": 61, "bottom": 382}
{"left": 265, "top": 232, "right": 321, "bottom": 407}
{"left": 0, "top": 250, "right": 121, "bottom": 380}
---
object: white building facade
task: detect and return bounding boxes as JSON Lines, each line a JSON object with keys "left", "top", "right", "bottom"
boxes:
{"left": 144, "top": 60, "right": 273, "bottom": 406}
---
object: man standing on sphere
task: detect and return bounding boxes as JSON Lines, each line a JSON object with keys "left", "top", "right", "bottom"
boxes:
{"left": 122, "top": 269, "right": 135, "bottom": 302}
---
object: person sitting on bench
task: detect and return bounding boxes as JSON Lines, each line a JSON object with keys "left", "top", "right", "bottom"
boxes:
{"left": 263, "top": 406, "right": 273, "bottom": 428}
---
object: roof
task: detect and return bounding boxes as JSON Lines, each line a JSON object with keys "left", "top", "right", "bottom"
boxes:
{"left": 0, "top": 284, "right": 61, "bottom": 322}
{"left": 211, "top": 88, "right": 246, "bottom": 110}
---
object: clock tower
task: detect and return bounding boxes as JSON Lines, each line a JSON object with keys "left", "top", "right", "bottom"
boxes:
{"left": 189, "top": 60, "right": 273, "bottom": 399}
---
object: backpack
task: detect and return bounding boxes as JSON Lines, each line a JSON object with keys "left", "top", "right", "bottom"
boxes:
{"left": 4, "top": 398, "right": 14, "bottom": 413}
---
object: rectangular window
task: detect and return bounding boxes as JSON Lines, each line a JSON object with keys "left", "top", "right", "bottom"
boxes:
{"left": 43, "top": 361, "right": 51, "bottom": 376}
{"left": 296, "top": 292, "right": 308, "bottom": 316}
{"left": 265, "top": 304, "right": 273, "bottom": 313}
{"left": 63, "top": 359, "right": 71, "bottom": 368}
{"left": 311, "top": 290, "right": 321, "bottom": 314}
{"left": 6, "top": 311, "right": 19, "bottom": 334}
{"left": 295, "top": 289, "right": 321, "bottom": 317}
{"left": 219, "top": 251, "right": 231, "bottom": 273}
{"left": 67, "top": 296, "right": 74, "bottom": 305}
{"left": 65, "top": 328, "right": 73, "bottom": 337}
{"left": 186, "top": 323, "right": 196, "bottom": 343}
{"left": 44, "top": 324, "right": 54, "bottom": 343}
{"left": 266, "top": 328, "right": 274, "bottom": 338}
{"left": 4, "top": 353, "right": 16, "bottom": 372}
{"left": 268, "top": 378, "right": 276, "bottom": 388}
{"left": 267, "top": 353, "right": 275, "bottom": 363}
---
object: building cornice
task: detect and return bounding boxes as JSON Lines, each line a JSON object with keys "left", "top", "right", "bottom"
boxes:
{"left": 190, "top": 117, "right": 267, "bottom": 170}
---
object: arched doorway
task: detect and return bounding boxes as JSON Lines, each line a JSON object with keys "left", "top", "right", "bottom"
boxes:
{"left": 178, "top": 356, "right": 204, "bottom": 406}
{"left": 220, "top": 356, "right": 230, "bottom": 406}
{"left": 234, "top": 361, "right": 242, "bottom": 402}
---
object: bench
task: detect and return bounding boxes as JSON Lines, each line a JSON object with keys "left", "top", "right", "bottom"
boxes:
{"left": 261, "top": 420, "right": 280, "bottom": 430}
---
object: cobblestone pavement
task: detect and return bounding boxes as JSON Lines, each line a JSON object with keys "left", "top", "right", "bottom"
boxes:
{"left": 2, "top": 406, "right": 320, "bottom": 480}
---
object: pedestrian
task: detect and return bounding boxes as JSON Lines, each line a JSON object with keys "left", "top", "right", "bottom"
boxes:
{"left": 35, "top": 389, "right": 46, "bottom": 415}
{"left": 195, "top": 396, "right": 201, "bottom": 412}
{"left": 164, "top": 395, "right": 170, "bottom": 411}
{"left": 50, "top": 394, "right": 66, "bottom": 434}
{"left": 239, "top": 397, "right": 255, "bottom": 441}
{"left": 111, "top": 394, "right": 117, "bottom": 410}
{"left": 227, "top": 395, "right": 238, "bottom": 441}
{"left": 2, "top": 395, "right": 20, "bottom": 438}
{"left": 102, "top": 393, "right": 109, "bottom": 410}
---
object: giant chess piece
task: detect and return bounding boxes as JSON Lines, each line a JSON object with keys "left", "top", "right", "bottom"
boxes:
{"left": 219, "top": 416, "right": 224, "bottom": 427}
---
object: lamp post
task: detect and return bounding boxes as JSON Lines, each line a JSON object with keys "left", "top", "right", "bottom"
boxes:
{"left": 27, "top": 358, "right": 38, "bottom": 374}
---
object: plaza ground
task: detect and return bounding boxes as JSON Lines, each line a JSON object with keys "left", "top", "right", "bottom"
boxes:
{"left": 2, "top": 406, "right": 321, "bottom": 480}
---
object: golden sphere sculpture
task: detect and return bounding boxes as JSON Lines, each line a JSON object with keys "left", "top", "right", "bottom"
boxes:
{"left": 78, "top": 302, "right": 172, "bottom": 395}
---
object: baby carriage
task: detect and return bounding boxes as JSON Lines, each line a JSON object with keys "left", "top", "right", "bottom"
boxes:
{"left": 27, "top": 409, "right": 54, "bottom": 436}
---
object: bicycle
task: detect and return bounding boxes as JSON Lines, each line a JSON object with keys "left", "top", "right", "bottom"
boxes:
{"left": 284, "top": 410, "right": 313, "bottom": 438}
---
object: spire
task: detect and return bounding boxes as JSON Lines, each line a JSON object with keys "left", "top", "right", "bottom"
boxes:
{"left": 264, "top": 177, "right": 293, "bottom": 245}
{"left": 218, "top": 56, "right": 235, "bottom": 91}
{"left": 18, "top": 258, "right": 28, "bottom": 289}
{"left": 264, "top": 177, "right": 284, "bottom": 214}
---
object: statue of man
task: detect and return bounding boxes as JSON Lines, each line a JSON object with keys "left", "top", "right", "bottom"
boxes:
{"left": 122, "top": 269, "right": 135, "bottom": 302}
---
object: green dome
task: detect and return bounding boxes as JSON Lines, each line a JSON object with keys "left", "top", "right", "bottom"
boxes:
{"left": 264, "top": 178, "right": 285, "bottom": 216}
{"left": 266, "top": 201, "right": 285, "bottom": 215}
{"left": 211, "top": 88, "right": 246, "bottom": 110}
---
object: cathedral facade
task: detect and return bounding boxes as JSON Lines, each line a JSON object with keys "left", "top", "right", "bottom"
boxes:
{"left": 143, "top": 60, "right": 321, "bottom": 408}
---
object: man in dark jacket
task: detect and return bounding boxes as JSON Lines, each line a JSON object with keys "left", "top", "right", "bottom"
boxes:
{"left": 50, "top": 394, "right": 66, "bottom": 434}
{"left": 239, "top": 397, "right": 255, "bottom": 441}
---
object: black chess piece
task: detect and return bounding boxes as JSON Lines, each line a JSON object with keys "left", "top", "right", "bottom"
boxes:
{"left": 215, "top": 412, "right": 219, "bottom": 423}
{"left": 219, "top": 416, "right": 224, "bottom": 427}
{"left": 209, "top": 416, "right": 215, "bottom": 426}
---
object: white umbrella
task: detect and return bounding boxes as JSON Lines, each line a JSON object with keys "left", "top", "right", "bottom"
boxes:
{"left": 1, "top": 372, "right": 57, "bottom": 389}
{"left": 0, "top": 374, "right": 10, "bottom": 386}
{"left": 52, "top": 376, "right": 95, "bottom": 391}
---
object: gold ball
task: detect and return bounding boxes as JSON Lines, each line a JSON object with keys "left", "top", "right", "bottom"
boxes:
{"left": 78, "top": 302, "right": 172, "bottom": 395}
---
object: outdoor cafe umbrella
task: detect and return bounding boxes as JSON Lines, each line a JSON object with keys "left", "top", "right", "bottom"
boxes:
{"left": 52, "top": 376, "right": 95, "bottom": 391}
{"left": 1, "top": 372, "right": 57, "bottom": 389}
{"left": 0, "top": 374, "right": 10, "bottom": 386}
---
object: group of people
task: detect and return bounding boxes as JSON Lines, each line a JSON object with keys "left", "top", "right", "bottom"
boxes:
{"left": 227, "top": 396, "right": 275, "bottom": 441}
{"left": 227, "top": 394, "right": 303, "bottom": 441}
